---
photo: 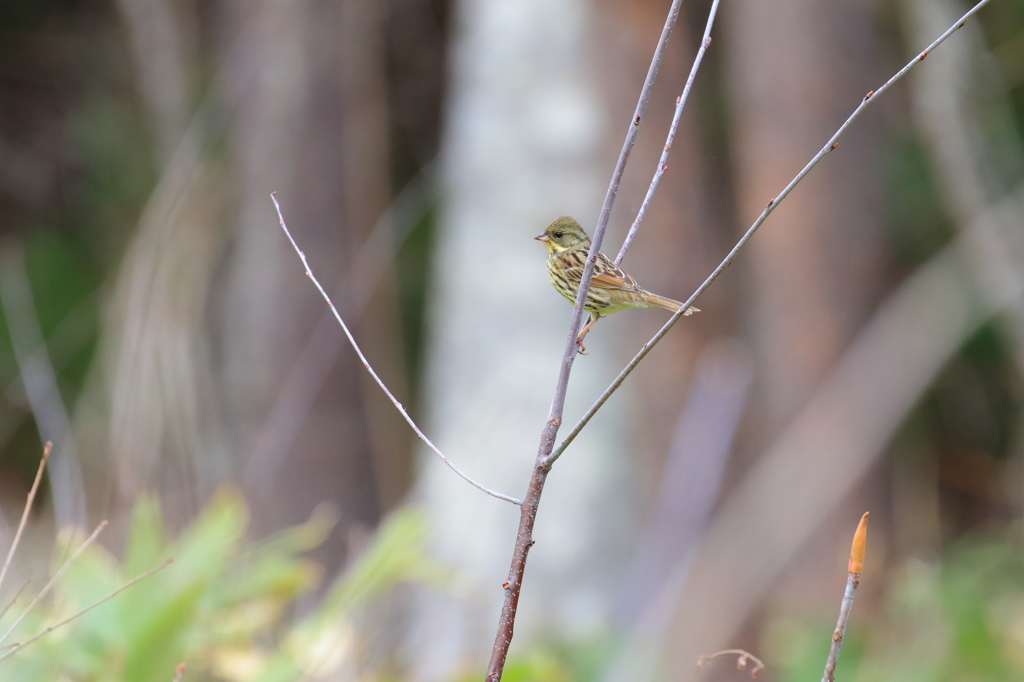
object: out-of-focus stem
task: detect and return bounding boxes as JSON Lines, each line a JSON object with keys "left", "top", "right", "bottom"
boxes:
{"left": 821, "top": 512, "right": 869, "bottom": 682}
{"left": 0, "top": 443, "right": 51, "bottom": 595}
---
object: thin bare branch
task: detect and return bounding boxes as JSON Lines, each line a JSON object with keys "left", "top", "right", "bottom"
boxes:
{"left": 0, "top": 443, "right": 51, "bottom": 595}
{"left": 270, "top": 193, "right": 521, "bottom": 506}
{"left": 696, "top": 649, "right": 765, "bottom": 678}
{"left": 821, "top": 513, "right": 869, "bottom": 682}
{"left": 485, "top": 1, "right": 688, "bottom": 679}
{"left": 615, "top": 0, "right": 722, "bottom": 266}
{"left": 547, "top": 0, "right": 992, "bottom": 466}
{"left": 246, "top": 164, "right": 436, "bottom": 493}
{"left": 0, "top": 582, "right": 29, "bottom": 624}
{"left": 0, "top": 559, "right": 173, "bottom": 662}
{"left": 0, "top": 520, "right": 109, "bottom": 648}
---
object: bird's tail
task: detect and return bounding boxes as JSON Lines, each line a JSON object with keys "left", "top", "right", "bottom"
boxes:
{"left": 645, "top": 292, "right": 700, "bottom": 316}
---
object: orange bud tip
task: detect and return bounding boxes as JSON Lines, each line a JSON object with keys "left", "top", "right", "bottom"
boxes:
{"left": 848, "top": 512, "right": 869, "bottom": 573}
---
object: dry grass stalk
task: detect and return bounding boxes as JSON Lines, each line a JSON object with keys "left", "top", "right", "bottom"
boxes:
{"left": 0, "top": 559, "right": 174, "bottom": 663}
{"left": 0, "top": 442, "right": 52, "bottom": 595}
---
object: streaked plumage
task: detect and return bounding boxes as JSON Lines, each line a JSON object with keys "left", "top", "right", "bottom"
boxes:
{"left": 535, "top": 216, "right": 696, "bottom": 347}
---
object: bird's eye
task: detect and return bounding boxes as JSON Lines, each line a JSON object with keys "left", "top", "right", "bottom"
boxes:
{"left": 554, "top": 232, "right": 564, "bottom": 239}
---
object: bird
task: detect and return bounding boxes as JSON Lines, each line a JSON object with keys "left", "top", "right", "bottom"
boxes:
{"left": 535, "top": 216, "right": 697, "bottom": 350}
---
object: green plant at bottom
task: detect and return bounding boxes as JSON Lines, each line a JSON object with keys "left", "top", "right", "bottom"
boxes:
{"left": 0, "top": 488, "right": 441, "bottom": 682}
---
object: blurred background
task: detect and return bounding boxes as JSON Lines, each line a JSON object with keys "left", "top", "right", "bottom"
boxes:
{"left": 1, "top": 0, "right": 1024, "bottom": 679}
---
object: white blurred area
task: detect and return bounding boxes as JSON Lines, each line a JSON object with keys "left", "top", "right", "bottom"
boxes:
{"left": 406, "top": 0, "right": 633, "bottom": 675}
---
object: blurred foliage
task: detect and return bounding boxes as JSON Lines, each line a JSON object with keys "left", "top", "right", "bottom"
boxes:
{"left": 765, "top": 529, "right": 1024, "bottom": 682}
{"left": 0, "top": 490, "right": 444, "bottom": 681}
{"left": 1, "top": 0, "right": 1024, "bottom": 680}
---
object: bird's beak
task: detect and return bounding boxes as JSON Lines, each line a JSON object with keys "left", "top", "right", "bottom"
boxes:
{"left": 534, "top": 234, "right": 550, "bottom": 242}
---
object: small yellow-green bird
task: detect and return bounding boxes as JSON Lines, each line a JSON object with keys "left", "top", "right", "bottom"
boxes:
{"left": 535, "top": 216, "right": 697, "bottom": 348}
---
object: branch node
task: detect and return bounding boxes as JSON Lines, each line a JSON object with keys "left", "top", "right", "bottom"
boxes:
{"left": 864, "top": 90, "right": 874, "bottom": 100}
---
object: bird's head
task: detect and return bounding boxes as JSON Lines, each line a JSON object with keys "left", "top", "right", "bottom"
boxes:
{"left": 534, "top": 216, "right": 590, "bottom": 254}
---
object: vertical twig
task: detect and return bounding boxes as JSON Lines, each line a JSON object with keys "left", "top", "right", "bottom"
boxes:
{"left": 615, "top": 0, "right": 722, "bottom": 266}
{"left": 0, "top": 443, "right": 51, "bottom": 595}
{"left": 821, "top": 512, "right": 869, "bottom": 682}
{"left": 484, "top": 1, "right": 686, "bottom": 679}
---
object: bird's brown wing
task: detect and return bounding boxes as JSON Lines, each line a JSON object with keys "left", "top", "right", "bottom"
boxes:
{"left": 589, "top": 252, "right": 643, "bottom": 292}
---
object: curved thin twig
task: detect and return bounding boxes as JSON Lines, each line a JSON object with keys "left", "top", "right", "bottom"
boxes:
{"left": 546, "top": 0, "right": 992, "bottom": 466}
{"left": 271, "top": 194, "right": 521, "bottom": 506}
{"left": 485, "top": 1, "right": 690, "bottom": 679}
{"left": 696, "top": 649, "right": 765, "bottom": 678}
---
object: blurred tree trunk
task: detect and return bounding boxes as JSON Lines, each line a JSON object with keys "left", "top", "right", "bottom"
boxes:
{"left": 727, "top": 0, "right": 886, "bottom": 434}
{"left": 404, "top": 0, "right": 639, "bottom": 675}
